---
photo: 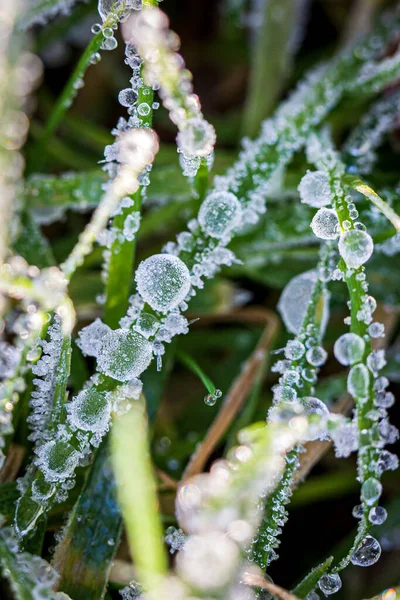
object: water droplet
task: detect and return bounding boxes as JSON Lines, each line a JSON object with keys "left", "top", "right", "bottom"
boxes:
{"left": 368, "top": 322, "right": 385, "bottom": 338}
{"left": 278, "top": 270, "right": 329, "bottom": 335}
{"left": 90, "top": 52, "right": 101, "bottom": 65}
{"left": 135, "top": 254, "right": 191, "bottom": 313}
{"left": 97, "top": 328, "right": 153, "bottom": 381}
{"left": 306, "top": 346, "right": 327, "bottom": 367}
{"left": 369, "top": 506, "right": 387, "bottom": 525}
{"left": 310, "top": 208, "right": 339, "bottom": 239}
{"left": 351, "top": 535, "right": 381, "bottom": 566}
{"left": 213, "top": 389, "right": 222, "bottom": 398}
{"left": 347, "top": 363, "right": 370, "bottom": 397}
{"left": 138, "top": 102, "right": 151, "bottom": 117}
{"left": 318, "top": 573, "right": 342, "bottom": 595}
{"left": 91, "top": 23, "right": 102, "bottom": 34}
{"left": 68, "top": 388, "right": 111, "bottom": 435}
{"left": 198, "top": 191, "right": 242, "bottom": 239}
{"left": 338, "top": 229, "right": 374, "bottom": 269}
{"left": 298, "top": 170, "right": 332, "bottom": 208}
{"left": 204, "top": 394, "right": 216, "bottom": 406}
{"left": 352, "top": 504, "right": 364, "bottom": 519}
{"left": 36, "top": 440, "right": 80, "bottom": 483}
{"left": 118, "top": 88, "right": 137, "bottom": 107}
{"left": 333, "top": 333, "right": 365, "bottom": 366}
{"left": 361, "top": 477, "right": 382, "bottom": 505}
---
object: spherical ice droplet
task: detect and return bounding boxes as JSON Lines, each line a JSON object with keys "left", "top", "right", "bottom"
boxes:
{"left": 68, "top": 388, "right": 111, "bottom": 435}
{"left": 204, "top": 394, "right": 216, "bottom": 406}
{"left": 36, "top": 440, "right": 80, "bottom": 483}
{"left": 278, "top": 270, "right": 329, "bottom": 335}
{"left": 306, "top": 346, "right": 328, "bottom": 367}
{"left": 351, "top": 535, "right": 381, "bottom": 567}
{"left": 284, "top": 339, "right": 305, "bottom": 360}
{"left": 333, "top": 333, "right": 365, "bottom": 366}
{"left": 347, "top": 363, "right": 370, "bottom": 398}
{"left": 318, "top": 573, "right": 342, "bottom": 595}
{"left": 338, "top": 229, "right": 374, "bottom": 269}
{"left": 118, "top": 88, "right": 137, "bottom": 107}
{"left": 97, "top": 328, "right": 152, "bottom": 381}
{"left": 298, "top": 170, "right": 332, "bottom": 208}
{"left": 310, "top": 208, "right": 339, "bottom": 240}
{"left": 177, "top": 117, "right": 216, "bottom": 157}
{"left": 369, "top": 506, "right": 387, "bottom": 525}
{"left": 198, "top": 191, "right": 242, "bottom": 239}
{"left": 135, "top": 254, "right": 191, "bottom": 313}
{"left": 361, "top": 477, "right": 382, "bottom": 506}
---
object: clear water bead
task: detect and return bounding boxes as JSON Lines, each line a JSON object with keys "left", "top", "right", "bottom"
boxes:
{"left": 97, "top": 329, "right": 152, "bottom": 381}
{"left": 298, "top": 171, "right": 332, "bottom": 208}
{"left": 338, "top": 229, "right": 374, "bottom": 269}
{"left": 118, "top": 88, "right": 137, "bottom": 107}
{"left": 36, "top": 440, "right": 80, "bottom": 483}
{"left": 318, "top": 573, "right": 342, "bottom": 595}
{"left": 135, "top": 254, "right": 191, "bottom": 313}
{"left": 361, "top": 477, "right": 382, "bottom": 506}
{"left": 310, "top": 208, "right": 339, "bottom": 239}
{"left": 204, "top": 394, "right": 216, "bottom": 406}
{"left": 98, "top": 0, "right": 123, "bottom": 21}
{"left": 306, "top": 346, "right": 328, "bottom": 367}
{"left": 68, "top": 388, "right": 111, "bottom": 435}
{"left": 278, "top": 270, "right": 326, "bottom": 335}
{"left": 333, "top": 333, "right": 365, "bottom": 366}
{"left": 198, "top": 191, "right": 242, "bottom": 239}
{"left": 347, "top": 363, "right": 369, "bottom": 398}
{"left": 351, "top": 535, "right": 381, "bottom": 566}
{"left": 369, "top": 506, "right": 387, "bottom": 525}
{"left": 177, "top": 117, "right": 216, "bottom": 157}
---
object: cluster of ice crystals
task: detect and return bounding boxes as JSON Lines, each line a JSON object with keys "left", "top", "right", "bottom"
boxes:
{"left": 331, "top": 421, "right": 358, "bottom": 458}
{"left": 123, "top": 211, "right": 141, "bottom": 241}
{"left": 165, "top": 526, "right": 187, "bottom": 554}
{"left": 310, "top": 208, "right": 339, "bottom": 240}
{"left": 135, "top": 254, "right": 191, "bottom": 313}
{"left": 338, "top": 229, "right": 374, "bottom": 269}
{"left": 298, "top": 171, "right": 332, "bottom": 207}
{"left": 120, "top": 581, "right": 143, "bottom": 599}
{"left": 198, "top": 191, "right": 242, "bottom": 239}
{"left": 77, "top": 318, "right": 110, "bottom": 357}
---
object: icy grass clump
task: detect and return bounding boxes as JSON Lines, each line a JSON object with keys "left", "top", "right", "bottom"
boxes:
{"left": 135, "top": 254, "right": 191, "bottom": 313}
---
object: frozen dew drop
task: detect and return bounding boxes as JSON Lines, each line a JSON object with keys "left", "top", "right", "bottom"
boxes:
{"left": 135, "top": 254, "right": 191, "bottom": 313}
{"left": 68, "top": 388, "right": 111, "bottom": 435}
{"left": 352, "top": 504, "right": 364, "bottom": 519}
{"left": 306, "top": 346, "right": 328, "bottom": 367}
{"left": 77, "top": 318, "right": 110, "bottom": 358}
{"left": 347, "top": 363, "right": 370, "bottom": 398}
{"left": 338, "top": 229, "right": 374, "bottom": 269}
{"left": 198, "top": 191, "right": 242, "bottom": 239}
{"left": 90, "top": 52, "right": 101, "bottom": 65}
{"left": 284, "top": 339, "right": 305, "bottom": 360}
{"left": 361, "top": 477, "right": 382, "bottom": 506}
{"left": 351, "top": 535, "right": 381, "bottom": 567}
{"left": 97, "top": 329, "right": 152, "bottom": 381}
{"left": 310, "top": 208, "right": 339, "bottom": 240}
{"left": 137, "top": 102, "right": 151, "bottom": 117}
{"left": 318, "top": 573, "right": 342, "bottom": 595}
{"left": 177, "top": 117, "right": 216, "bottom": 157}
{"left": 303, "top": 396, "right": 329, "bottom": 440}
{"left": 377, "top": 450, "right": 399, "bottom": 474}
{"left": 102, "top": 36, "right": 118, "bottom": 50}
{"left": 98, "top": 0, "right": 123, "bottom": 21}
{"left": 204, "top": 394, "right": 216, "bottom": 406}
{"left": 333, "top": 333, "right": 365, "bottom": 366}
{"left": 278, "top": 270, "right": 328, "bottom": 335}
{"left": 368, "top": 322, "right": 385, "bottom": 338}
{"left": 36, "top": 440, "right": 80, "bottom": 483}
{"left": 369, "top": 506, "right": 387, "bottom": 525}
{"left": 298, "top": 170, "right": 332, "bottom": 208}
{"left": 118, "top": 88, "right": 138, "bottom": 107}
{"left": 135, "top": 312, "right": 159, "bottom": 338}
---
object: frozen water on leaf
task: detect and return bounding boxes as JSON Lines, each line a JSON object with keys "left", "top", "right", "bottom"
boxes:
{"left": 333, "top": 333, "right": 365, "bottom": 366}
{"left": 112, "top": 379, "right": 143, "bottom": 415}
{"left": 278, "top": 270, "right": 318, "bottom": 335}
{"left": 36, "top": 440, "right": 80, "bottom": 483}
{"left": 68, "top": 388, "right": 111, "bottom": 435}
{"left": 284, "top": 340, "right": 305, "bottom": 360}
{"left": 338, "top": 229, "right": 374, "bottom": 268}
{"left": 331, "top": 422, "right": 358, "bottom": 458}
{"left": 306, "top": 346, "right": 328, "bottom": 367}
{"left": 351, "top": 535, "right": 381, "bottom": 566}
{"left": 347, "top": 364, "right": 370, "bottom": 398}
{"left": 368, "top": 322, "right": 385, "bottom": 338}
{"left": 177, "top": 117, "right": 216, "bottom": 157}
{"left": 134, "top": 312, "right": 159, "bottom": 338}
{"left": 377, "top": 450, "right": 399, "bottom": 474}
{"left": 135, "top": 254, "right": 191, "bottom": 313}
{"left": 361, "top": 477, "right": 382, "bottom": 506}
{"left": 298, "top": 171, "right": 331, "bottom": 208}
{"left": 318, "top": 573, "right": 342, "bottom": 595}
{"left": 198, "top": 191, "right": 242, "bottom": 239}
{"left": 310, "top": 208, "right": 339, "bottom": 239}
{"left": 367, "top": 349, "right": 387, "bottom": 376}
{"left": 97, "top": 329, "right": 152, "bottom": 381}
{"left": 77, "top": 318, "right": 111, "bottom": 358}
{"left": 118, "top": 88, "right": 138, "bottom": 108}
{"left": 123, "top": 212, "right": 141, "bottom": 242}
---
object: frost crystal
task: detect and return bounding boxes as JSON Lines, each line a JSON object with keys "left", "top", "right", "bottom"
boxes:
{"left": 135, "top": 254, "right": 191, "bottom": 313}
{"left": 298, "top": 171, "right": 331, "bottom": 207}
{"left": 176, "top": 118, "right": 216, "bottom": 158}
{"left": 97, "top": 329, "right": 153, "bottom": 381}
{"left": 310, "top": 208, "right": 339, "bottom": 240}
{"left": 338, "top": 229, "right": 374, "bottom": 268}
{"left": 198, "top": 191, "right": 242, "bottom": 239}
{"left": 331, "top": 422, "right": 358, "bottom": 458}
{"left": 333, "top": 333, "right": 365, "bottom": 366}
{"left": 77, "top": 318, "right": 110, "bottom": 358}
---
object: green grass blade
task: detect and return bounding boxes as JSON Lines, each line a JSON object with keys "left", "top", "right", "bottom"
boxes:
{"left": 292, "top": 556, "right": 334, "bottom": 599}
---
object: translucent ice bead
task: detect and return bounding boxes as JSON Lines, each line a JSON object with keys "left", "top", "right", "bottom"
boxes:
{"left": 318, "top": 573, "right": 342, "bottom": 595}
{"left": 284, "top": 339, "right": 305, "bottom": 360}
{"left": 118, "top": 88, "right": 137, "bottom": 108}
{"left": 361, "top": 477, "right": 382, "bottom": 506}
{"left": 198, "top": 191, "right": 242, "bottom": 239}
{"left": 98, "top": 0, "right": 123, "bottom": 21}
{"left": 135, "top": 254, "right": 191, "bottom": 313}
{"left": 176, "top": 117, "right": 216, "bottom": 157}
{"left": 369, "top": 506, "right": 387, "bottom": 525}
{"left": 36, "top": 440, "right": 80, "bottom": 483}
{"left": 347, "top": 363, "right": 370, "bottom": 398}
{"left": 351, "top": 535, "right": 381, "bottom": 566}
{"left": 97, "top": 328, "right": 152, "bottom": 381}
{"left": 68, "top": 388, "right": 111, "bottom": 435}
{"left": 278, "top": 270, "right": 329, "bottom": 335}
{"left": 333, "top": 333, "right": 365, "bottom": 366}
{"left": 310, "top": 208, "right": 339, "bottom": 240}
{"left": 338, "top": 229, "right": 374, "bottom": 269}
{"left": 306, "top": 346, "right": 328, "bottom": 367}
{"left": 298, "top": 171, "right": 332, "bottom": 208}
{"left": 303, "top": 396, "right": 329, "bottom": 440}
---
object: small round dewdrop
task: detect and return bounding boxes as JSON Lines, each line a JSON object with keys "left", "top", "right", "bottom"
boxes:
{"left": 310, "top": 208, "right": 339, "bottom": 240}
{"left": 177, "top": 117, "right": 216, "bottom": 157}
{"left": 97, "top": 329, "right": 152, "bottom": 381}
{"left": 298, "top": 170, "right": 331, "bottom": 208}
{"left": 361, "top": 477, "right": 382, "bottom": 505}
{"left": 351, "top": 535, "right": 381, "bottom": 567}
{"left": 319, "top": 573, "right": 342, "bottom": 595}
{"left": 347, "top": 363, "right": 370, "bottom": 397}
{"left": 278, "top": 270, "right": 320, "bottom": 334}
{"left": 37, "top": 440, "right": 80, "bottom": 483}
{"left": 198, "top": 191, "right": 242, "bottom": 239}
{"left": 68, "top": 388, "right": 111, "bottom": 435}
{"left": 135, "top": 254, "right": 191, "bottom": 313}
{"left": 338, "top": 229, "right": 373, "bottom": 268}
{"left": 334, "top": 333, "right": 365, "bottom": 366}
